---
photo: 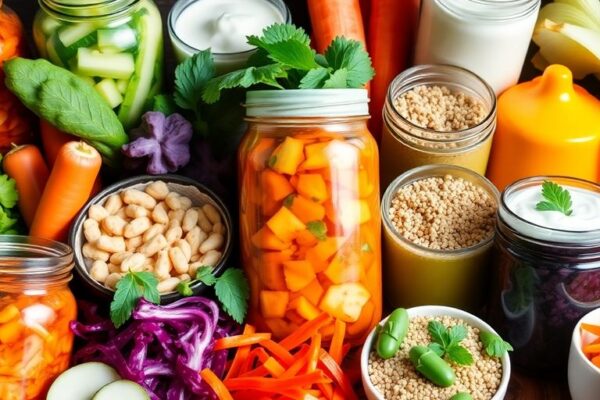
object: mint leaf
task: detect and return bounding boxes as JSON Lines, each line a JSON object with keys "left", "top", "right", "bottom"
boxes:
{"left": 428, "top": 321, "right": 449, "bottom": 348}
{"left": 0, "top": 175, "right": 18, "bottom": 209}
{"left": 428, "top": 342, "right": 445, "bottom": 357}
{"left": 176, "top": 280, "right": 194, "bottom": 297}
{"left": 248, "top": 23, "right": 311, "bottom": 46}
{"left": 428, "top": 321, "right": 474, "bottom": 365}
{"left": 535, "top": 181, "right": 573, "bottom": 216}
{"left": 174, "top": 50, "right": 215, "bottom": 111}
{"left": 299, "top": 68, "right": 330, "bottom": 89}
{"left": 324, "top": 37, "right": 374, "bottom": 88}
{"left": 202, "top": 65, "right": 286, "bottom": 103}
{"left": 214, "top": 269, "right": 249, "bottom": 324}
{"left": 323, "top": 68, "right": 349, "bottom": 88}
{"left": 448, "top": 325, "right": 468, "bottom": 346}
{"left": 196, "top": 266, "right": 218, "bottom": 286}
{"left": 110, "top": 271, "right": 159, "bottom": 328}
{"left": 306, "top": 220, "right": 327, "bottom": 241}
{"left": 133, "top": 271, "right": 160, "bottom": 304}
{"left": 446, "top": 344, "right": 474, "bottom": 365}
{"left": 479, "top": 331, "right": 513, "bottom": 358}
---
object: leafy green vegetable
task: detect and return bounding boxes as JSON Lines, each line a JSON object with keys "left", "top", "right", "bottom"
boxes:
{"left": 196, "top": 266, "right": 218, "bottom": 286}
{"left": 174, "top": 50, "right": 215, "bottom": 112}
{"left": 176, "top": 280, "right": 194, "bottom": 297}
{"left": 152, "top": 94, "right": 177, "bottom": 116}
{"left": 535, "top": 180, "right": 573, "bottom": 216}
{"left": 479, "top": 331, "right": 513, "bottom": 358}
{"left": 4, "top": 58, "right": 128, "bottom": 167}
{"left": 201, "top": 23, "right": 375, "bottom": 103}
{"left": 110, "top": 271, "right": 159, "bottom": 328}
{"left": 427, "top": 321, "right": 474, "bottom": 366}
{"left": 306, "top": 221, "right": 327, "bottom": 241}
{"left": 0, "top": 175, "right": 18, "bottom": 209}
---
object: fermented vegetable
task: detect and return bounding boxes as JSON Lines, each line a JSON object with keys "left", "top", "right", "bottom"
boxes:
{"left": 376, "top": 308, "right": 409, "bottom": 359}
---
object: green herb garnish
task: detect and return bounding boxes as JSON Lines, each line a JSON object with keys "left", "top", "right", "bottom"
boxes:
{"left": 479, "top": 331, "right": 513, "bottom": 358}
{"left": 535, "top": 180, "right": 573, "bottom": 216}
{"left": 110, "top": 271, "right": 160, "bottom": 328}
{"left": 306, "top": 221, "right": 327, "bottom": 241}
{"left": 427, "top": 321, "right": 474, "bottom": 366}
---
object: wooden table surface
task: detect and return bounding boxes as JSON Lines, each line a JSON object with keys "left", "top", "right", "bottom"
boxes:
{"left": 5, "top": 0, "right": 579, "bottom": 398}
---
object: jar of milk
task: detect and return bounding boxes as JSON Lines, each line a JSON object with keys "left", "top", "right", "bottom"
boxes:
{"left": 414, "top": 0, "right": 541, "bottom": 94}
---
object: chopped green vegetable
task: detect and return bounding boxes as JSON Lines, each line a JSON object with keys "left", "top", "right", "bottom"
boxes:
{"left": 427, "top": 321, "right": 474, "bottom": 366}
{"left": 479, "top": 331, "right": 514, "bottom": 358}
{"left": 110, "top": 271, "right": 159, "bottom": 328}
{"left": 535, "top": 180, "right": 573, "bottom": 216}
{"left": 306, "top": 221, "right": 327, "bottom": 241}
{"left": 174, "top": 50, "right": 215, "bottom": 113}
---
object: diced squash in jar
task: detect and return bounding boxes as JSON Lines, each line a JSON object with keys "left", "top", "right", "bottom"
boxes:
{"left": 299, "top": 279, "right": 325, "bottom": 306}
{"left": 251, "top": 227, "right": 290, "bottom": 251}
{"left": 325, "top": 198, "right": 371, "bottom": 231}
{"left": 262, "top": 170, "right": 294, "bottom": 201}
{"left": 258, "top": 252, "right": 288, "bottom": 291}
{"left": 319, "top": 283, "right": 370, "bottom": 323}
{"left": 288, "top": 296, "right": 321, "bottom": 321}
{"left": 260, "top": 291, "right": 289, "bottom": 319}
{"left": 295, "top": 229, "right": 319, "bottom": 247}
{"left": 248, "top": 138, "right": 276, "bottom": 171}
{"left": 283, "top": 260, "right": 316, "bottom": 292}
{"left": 284, "top": 195, "right": 326, "bottom": 224}
{"left": 266, "top": 207, "right": 305, "bottom": 243}
{"left": 264, "top": 318, "right": 299, "bottom": 339}
{"left": 268, "top": 137, "right": 304, "bottom": 175}
{"left": 347, "top": 300, "right": 375, "bottom": 337}
{"left": 305, "top": 237, "right": 342, "bottom": 272}
{"left": 0, "top": 319, "right": 23, "bottom": 344}
{"left": 300, "top": 142, "right": 329, "bottom": 170}
{"left": 297, "top": 174, "right": 328, "bottom": 203}
{"left": 323, "top": 253, "right": 363, "bottom": 284}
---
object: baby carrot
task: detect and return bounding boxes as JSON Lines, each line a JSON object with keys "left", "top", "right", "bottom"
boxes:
{"left": 39, "top": 120, "right": 77, "bottom": 167}
{"left": 582, "top": 323, "right": 600, "bottom": 337}
{"left": 2, "top": 144, "right": 49, "bottom": 228}
{"left": 30, "top": 141, "right": 101, "bottom": 242}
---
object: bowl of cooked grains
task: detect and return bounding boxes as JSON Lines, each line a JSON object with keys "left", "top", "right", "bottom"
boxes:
{"left": 361, "top": 305, "right": 511, "bottom": 400}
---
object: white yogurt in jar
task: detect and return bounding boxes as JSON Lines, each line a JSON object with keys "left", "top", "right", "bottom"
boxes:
{"left": 414, "top": 0, "right": 540, "bottom": 94}
{"left": 169, "top": 0, "right": 288, "bottom": 71}
{"left": 501, "top": 179, "right": 600, "bottom": 243}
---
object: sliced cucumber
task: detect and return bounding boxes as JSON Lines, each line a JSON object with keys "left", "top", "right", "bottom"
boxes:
{"left": 58, "top": 22, "right": 97, "bottom": 47}
{"left": 77, "top": 48, "right": 135, "bottom": 80}
{"left": 47, "top": 362, "right": 121, "bottom": 400}
{"left": 118, "top": 1, "right": 163, "bottom": 128}
{"left": 95, "top": 79, "right": 124, "bottom": 108}
{"left": 92, "top": 380, "right": 149, "bottom": 400}
{"left": 98, "top": 27, "right": 137, "bottom": 51}
{"left": 46, "top": 35, "right": 65, "bottom": 67}
{"left": 40, "top": 15, "right": 62, "bottom": 36}
{"left": 81, "top": 75, "right": 97, "bottom": 87}
{"left": 116, "top": 79, "right": 129, "bottom": 93}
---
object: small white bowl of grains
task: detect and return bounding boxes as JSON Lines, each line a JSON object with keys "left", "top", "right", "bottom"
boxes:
{"left": 361, "top": 305, "right": 511, "bottom": 400}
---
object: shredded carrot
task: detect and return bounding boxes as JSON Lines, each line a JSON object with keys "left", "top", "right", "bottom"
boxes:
{"left": 583, "top": 343, "right": 600, "bottom": 355}
{"left": 213, "top": 333, "right": 271, "bottom": 351}
{"left": 329, "top": 319, "right": 346, "bottom": 364}
{"left": 225, "top": 371, "right": 331, "bottom": 392}
{"left": 306, "top": 334, "right": 322, "bottom": 373}
{"left": 582, "top": 323, "right": 600, "bottom": 337}
{"left": 592, "top": 355, "right": 600, "bottom": 368}
{"left": 225, "top": 324, "right": 255, "bottom": 380}
{"left": 200, "top": 368, "right": 233, "bottom": 400}
{"left": 261, "top": 339, "right": 295, "bottom": 366}
{"left": 263, "top": 357, "right": 286, "bottom": 377}
{"left": 280, "top": 313, "right": 332, "bottom": 350}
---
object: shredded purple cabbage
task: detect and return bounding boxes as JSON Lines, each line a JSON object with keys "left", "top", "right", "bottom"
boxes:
{"left": 71, "top": 297, "right": 238, "bottom": 400}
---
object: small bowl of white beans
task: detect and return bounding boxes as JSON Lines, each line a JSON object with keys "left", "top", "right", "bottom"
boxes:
{"left": 69, "top": 175, "right": 233, "bottom": 302}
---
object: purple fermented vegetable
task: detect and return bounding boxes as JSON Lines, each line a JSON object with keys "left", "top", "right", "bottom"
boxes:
{"left": 71, "top": 296, "right": 238, "bottom": 400}
{"left": 122, "top": 112, "right": 193, "bottom": 175}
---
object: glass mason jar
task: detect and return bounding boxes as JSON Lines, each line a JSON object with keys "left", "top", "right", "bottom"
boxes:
{"left": 382, "top": 164, "right": 499, "bottom": 312}
{"left": 239, "top": 89, "right": 382, "bottom": 344}
{"left": 0, "top": 1, "right": 32, "bottom": 152}
{"left": 380, "top": 64, "right": 497, "bottom": 189}
{"left": 414, "top": 0, "right": 540, "bottom": 94}
{"left": 488, "top": 177, "right": 600, "bottom": 373}
{"left": 0, "top": 236, "right": 76, "bottom": 399}
{"left": 33, "top": 0, "right": 164, "bottom": 129}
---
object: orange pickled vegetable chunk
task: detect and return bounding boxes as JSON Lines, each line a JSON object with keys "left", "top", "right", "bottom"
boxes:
{"left": 347, "top": 300, "right": 375, "bottom": 337}
{"left": 323, "top": 253, "right": 363, "bottom": 284}
{"left": 266, "top": 207, "right": 306, "bottom": 243}
{"left": 285, "top": 195, "right": 326, "bottom": 225}
{"left": 269, "top": 137, "right": 305, "bottom": 175}
{"left": 0, "top": 305, "right": 19, "bottom": 323}
{"left": 262, "top": 170, "right": 294, "bottom": 201}
{"left": 265, "top": 318, "right": 299, "bottom": 339}
{"left": 325, "top": 199, "right": 371, "bottom": 231}
{"left": 296, "top": 229, "right": 319, "bottom": 247}
{"left": 289, "top": 296, "right": 321, "bottom": 321}
{"left": 301, "top": 142, "right": 330, "bottom": 170}
{"left": 0, "top": 319, "right": 23, "bottom": 344}
{"left": 258, "top": 252, "right": 288, "bottom": 291}
{"left": 247, "top": 138, "right": 276, "bottom": 171}
{"left": 305, "top": 237, "right": 342, "bottom": 273}
{"left": 252, "top": 227, "right": 290, "bottom": 251}
{"left": 319, "top": 283, "right": 370, "bottom": 323}
{"left": 299, "top": 279, "right": 325, "bottom": 307}
{"left": 260, "top": 291, "right": 289, "bottom": 318}
{"left": 283, "top": 260, "right": 316, "bottom": 292}
{"left": 297, "top": 174, "right": 328, "bottom": 203}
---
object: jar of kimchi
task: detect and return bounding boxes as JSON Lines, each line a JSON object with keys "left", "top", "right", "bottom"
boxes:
{"left": 0, "top": 1, "right": 31, "bottom": 153}
{"left": 239, "top": 89, "right": 382, "bottom": 344}
{"left": 0, "top": 236, "right": 76, "bottom": 399}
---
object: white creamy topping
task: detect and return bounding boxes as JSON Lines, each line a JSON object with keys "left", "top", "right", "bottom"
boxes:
{"left": 174, "top": 0, "right": 284, "bottom": 54}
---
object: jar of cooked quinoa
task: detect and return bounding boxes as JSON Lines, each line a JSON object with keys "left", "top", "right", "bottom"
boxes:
{"left": 380, "top": 64, "right": 497, "bottom": 189}
{"left": 381, "top": 164, "right": 499, "bottom": 311}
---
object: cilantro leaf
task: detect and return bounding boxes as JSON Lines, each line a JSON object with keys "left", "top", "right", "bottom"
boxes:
{"left": 202, "top": 65, "right": 286, "bottom": 103}
{"left": 0, "top": 206, "right": 19, "bottom": 234}
{"left": 428, "top": 342, "right": 445, "bottom": 357}
{"left": 176, "top": 280, "right": 194, "bottom": 297}
{"left": 535, "top": 180, "right": 573, "bottom": 216}
{"left": 299, "top": 68, "right": 330, "bottom": 89}
{"left": 306, "top": 221, "right": 327, "bottom": 241}
{"left": 448, "top": 325, "right": 468, "bottom": 346}
{"left": 324, "top": 37, "right": 375, "bottom": 88}
{"left": 323, "top": 68, "right": 349, "bottom": 88}
{"left": 479, "top": 331, "right": 514, "bottom": 358}
{"left": 196, "top": 266, "right": 218, "bottom": 286}
{"left": 0, "top": 175, "right": 18, "bottom": 209}
{"left": 174, "top": 50, "right": 216, "bottom": 111}
{"left": 249, "top": 23, "right": 311, "bottom": 46}
{"left": 214, "top": 269, "right": 249, "bottom": 324}
{"left": 152, "top": 94, "right": 177, "bottom": 116}
{"left": 110, "top": 271, "right": 159, "bottom": 328}
{"left": 249, "top": 39, "right": 319, "bottom": 71}
{"left": 428, "top": 321, "right": 450, "bottom": 348}
{"left": 446, "top": 344, "right": 474, "bottom": 365}
{"left": 427, "top": 321, "right": 474, "bottom": 365}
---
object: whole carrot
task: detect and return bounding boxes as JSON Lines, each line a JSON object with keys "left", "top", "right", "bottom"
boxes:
{"left": 39, "top": 120, "right": 77, "bottom": 167}
{"left": 30, "top": 141, "right": 101, "bottom": 242}
{"left": 307, "top": 0, "right": 367, "bottom": 53}
{"left": 368, "top": 0, "right": 421, "bottom": 142}
{"left": 2, "top": 144, "right": 49, "bottom": 228}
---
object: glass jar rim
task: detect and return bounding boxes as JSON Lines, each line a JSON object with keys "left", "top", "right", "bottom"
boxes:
{"left": 499, "top": 176, "right": 600, "bottom": 245}
{"left": 436, "top": 0, "right": 541, "bottom": 22}
{"left": 167, "top": 0, "right": 291, "bottom": 57}
{"left": 39, "top": 0, "right": 138, "bottom": 20}
{"left": 381, "top": 164, "right": 500, "bottom": 256}
{"left": 384, "top": 64, "right": 497, "bottom": 145}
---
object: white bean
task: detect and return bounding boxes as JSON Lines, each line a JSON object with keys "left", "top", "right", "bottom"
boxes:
{"left": 168, "top": 247, "right": 188, "bottom": 274}
{"left": 96, "top": 235, "right": 126, "bottom": 253}
{"left": 116, "top": 208, "right": 128, "bottom": 220}
{"left": 143, "top": 224, "right": 166, "bottom": 242}
{"left": 88, "top": 204, "right": 109, "bottom": 222}
{"left": 196, "top": 208, "right": 213, "bottom": 233}
{"left": 175, "top": 239, "right": 192, "bottom": 261}
{"left": 104, "top": 273, "right": 122, "bottom": 290}
{"left": 165, "top": 192, "right": 182, "bottom": 210}
{"left": 110, "top": 251, "right": 131, "bottom": 265}
{"left": 185, "top": 227, "right": 207, "bottom": 255}
{"left": 189, "top": 262, "right": 203, "bottom": 277}
{"left": 199, "top": 250, "right": 222, "bottom": 267}
{"left": 155, "top": 249, "right": 171, "bottom": 280}
{"left": 145, "top": 181, "right": 169, "bottom": 201}
{"left": 126, "top": 236, "right": 143, "bottom": 251}
{"left": 179, "top": 196, "right": 192, "bottom": 211}
{"left": 104, "top": 194, "right": 123, "bottom": 215}
{"left": 168, "top": 209, "right": 185, "bottom": 224}
{"left": 165, "top": 226, "right": 183, "bottom": 244}
{"left": 178, "top": 273, "right": 191, "bottom": 281}
{"left": 101, "top": 215, "right": 127, "bottom": 236}
{"left": 140, "top": 234, "right": 168, "bottom": 257}
{"left": 182, "top": 209, "right": 199, "bottom": 232}
{"left": 157, "top": 277, "right": 180, "bottom": 293}
{"left": 152, "top": 202, "right": 169, "bottom": 224}
{"left": 108, "top": 263, "right": 121, "bottom": 274}
{"left": 202, "top": 204, "right": 221, "bottom": 224}
{"left": 212, "top": 222, "right": 226, "bottom": 235}
{"left": 83, "top": 219, "right": 101, "bottom": 243}
{"left": 90, "top": 260, "right": 109, "bottom": 283}
{"left": 122, "top": 189, "right": 157, "bottom": 209}
{"left": 199, "top": 233, "right": 224, "bottom": 254}
{"left": 82, "top": 243, "right": 109, "bottom": 262}
{"left": 124, "top": 217, "right": 152, "bottom": 238}
{"left": 190, "top": 254, "right": 201, "bottom": 263}
{"left": 121, "top": 253, "right": 146, "bottom": 272}
{"left": 125, "top": 204, "right": 149, "bottom": 219}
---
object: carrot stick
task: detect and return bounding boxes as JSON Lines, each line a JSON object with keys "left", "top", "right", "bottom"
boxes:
{"left": 329, "top": 319, "right": 346, "bottom": 365}
{"left": 582, "top": 323, "right": 600, "bottom": 337}
{"left": 200, "top": 368, "right": 233, "bottom": 400}
{"left": 279, "top": 345, "right": 310, "bottom": 379}
{"left": 280, "top": 313, "right": 332, "bottom": 351}
{"left": 39, "top": 120, "right": 77, "bottom": 167}
{"left": 368, "top": 0, "right": 420, "bottom": 141}
{"left": 30, "top": 141, "right": 101, "bottom": 242}
{"left": 318, "top": 350, "right": 358, "bottom": 400}
{"left": 583, "top": 344, "right": 600, "bottom": 355}
{"left": 261, "top": 339, "right": 295, "bottom": 366}
{"left": 224, "top": 371, "right": 330, "bottom": 392}
{"left": 2, "top": 144, "right": 49, "bottom": 228}
{"left": 307, "top": 0, "right": 367, "bottom": 53}
{"left": 593, "top": 355, "right": 600, "bottom": 368}
{"left": 306, "top": 334, "right": 322, "bottom": 373}
{"left": 225, "top": 325, "right": 256, "bottom": 379}
{"left": 213, "top": 333, "right": 271, "bottom": 351}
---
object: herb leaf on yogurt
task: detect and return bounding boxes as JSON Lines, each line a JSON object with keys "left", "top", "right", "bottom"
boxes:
{"left": 535, "top": 180, "right": 573, "bottom": 216}
{"left": 427, "top": 321, "right": 474, "bottom": 366}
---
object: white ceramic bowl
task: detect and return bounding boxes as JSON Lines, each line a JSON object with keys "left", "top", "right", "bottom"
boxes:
{"left": 360, "top": 305, "right": 511, "bottom": 400}
{"left": 568, "top": 307, "right": 600, "bottom": 400}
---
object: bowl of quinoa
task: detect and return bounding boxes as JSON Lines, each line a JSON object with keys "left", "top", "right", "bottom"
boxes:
{"left": 361, "top": 306, "right": 511, "bottom": 400}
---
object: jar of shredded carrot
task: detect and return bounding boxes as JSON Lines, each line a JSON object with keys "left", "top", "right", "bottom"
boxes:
{"left": 0, "top": 236, "right": 76, "bottom": 400}
{"left": 0, "top": 1, "right": 32, "bottom": 153}
{"left": 238, "top": 89, "right": 382, "bottom": 345}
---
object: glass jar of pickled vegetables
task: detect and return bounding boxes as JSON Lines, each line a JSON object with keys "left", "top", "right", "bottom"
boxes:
{"left": 239, "top": 89, "right": 382, "bottom": 344}
{"left": 0, "top": 236, "right": 76, "bottom": 400}
{"left": 33, "top": 0, "right": 164, "bottom": 129}
{"left": 0, "top": 1, "right": 32, "bottom": 153}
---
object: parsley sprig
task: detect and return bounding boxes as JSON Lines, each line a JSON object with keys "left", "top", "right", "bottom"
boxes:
{"left": 479, "top": 331, "right": 513, "bottom": 358}
{"left": 535, "top": 180, "right": 573, "bottom": 216}
{"left": 427, "top": 321, "right": 474, "bottom": 366}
